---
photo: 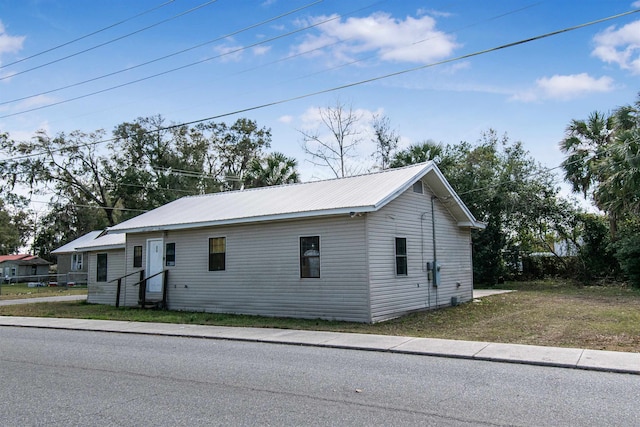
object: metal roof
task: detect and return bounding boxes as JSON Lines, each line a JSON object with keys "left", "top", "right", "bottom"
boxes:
{"left": 0, "top": 254, "right": 51, "bottom": 265}
{"left": 51, "top": 231, "right": 103, "bottom": 254}
{"left": 74, "top": 232, "right": 126, "bottom": 251}
{"left": 108, "top": 162, "right": 484, "bottom": 234}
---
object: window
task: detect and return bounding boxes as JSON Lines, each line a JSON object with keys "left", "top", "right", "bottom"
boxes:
{"left": 166, "top": 243, "right": 176, "bottom": 266}
{"left": 71, "top": 253, "right": 83, "bottom": 271}
{"left": 395, "top": 237, "right": 408, "bottom": 276}
{"left": 97, "top": 253, "right": 108, "bottom": 282}
{"left": 300, "top": 236, "right": 320, "bottom": 278}
{"left": 209, "top": 237, "right": 226, "bottom": 271}
{"left": 133, "top": 246, "right": 142, "bottom": 268}
{"left": 412, "top": 181, "right": 423, "bottom": 194}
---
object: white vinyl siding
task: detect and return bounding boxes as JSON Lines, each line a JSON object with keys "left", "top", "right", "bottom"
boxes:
{"left": 124, "top": 216, "right": 370, "bottom": 322}
{"left": 86, "top": 249, "right": 126, "bottom": 305}
{"left": 367, "top": 181, "right": 474, "bottom": 322}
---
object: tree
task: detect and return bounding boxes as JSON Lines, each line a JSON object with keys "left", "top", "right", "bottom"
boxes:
{"left": 371, "top": 114, "right": 399, "bottom": 170}
{"left": 199, "top": 118, "right": 272, "bottom": 190}
{"left": 0, "top": 196, "right": 31, "bottom": 255}
{"left": 559, "top": 110, "right": 619, "bottom": 234}
{"left": 300, "top": 100, "right": 363, "bottom": 178}
{"left": 0, "top": 129, "right": 119, "bottom": 226}
{"left": 390, "top": 140, "right": 449, "bottom": 169}
{"left": 614, "top": 218, "right": 640, "bottom": 287}
{"left": 108, "top": 115, "right": 217, "bottom": 216}
{"left": 0, "top": 116, "right": 275, "bottom": 256}
{"left": 244, "top": 152, "right": 300, "bottom": 188}
{"left": 392, "top": 130, "right": 576, "bottom": 284}
{"left": 558, "top": 94, "right": 640, "bottom": 286}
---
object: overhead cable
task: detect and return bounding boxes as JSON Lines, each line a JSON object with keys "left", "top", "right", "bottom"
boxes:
{"left": 0, "top": 0, "right": 176, "bottom": 70}
{"left": 0, "top": 0, "right": 220, "bottom": 81}
{"left": 0, "top": 0, "right": 322, "bottom": 108}
{"left": 3, "top": 8, "right": 638, "bottom": 162}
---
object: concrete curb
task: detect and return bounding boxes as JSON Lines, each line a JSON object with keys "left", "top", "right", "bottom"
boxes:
{"left": 1, "top": 316, "right": 638, "bottom": 375}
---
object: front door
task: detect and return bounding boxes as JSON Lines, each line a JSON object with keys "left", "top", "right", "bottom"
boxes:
{"left": 146, "top": 238, "right": 163, "bottom": 292}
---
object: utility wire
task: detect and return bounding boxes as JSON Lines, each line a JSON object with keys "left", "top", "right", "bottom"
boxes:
{"left": 0, "top": 9, "right": 347, "bottom": 119}
{"left": 0, "top": 1, "right": 391, "bottom": 119}
{"left": 27, "top": 199, "right": 149, "bottom": 213}
{"left": 3, "top": 8, "right": 638, "bottom": 162}
{"left": 0, "top": 0, "right": 176, "bottom": 70}
{"left": 0, "top": 0, "right": 220, "bottom": 81}
{"left": 0, "top": 0, "right": 323, "bottom": 108}
{"left": 1, "top": 0, "right": 535, "bottom": 109}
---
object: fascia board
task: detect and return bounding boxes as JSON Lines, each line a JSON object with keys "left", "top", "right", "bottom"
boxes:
{"left": 77, "top": 244, "right": 125, "bottom": 252}
{"left": 426, "top": 166, "right": 485, "bottom": 229}
{"left": 107, "top": 206, "right": 375, "bottom": 234}
{"left": 372, "top": 163, "right": 434, "bottom": 210}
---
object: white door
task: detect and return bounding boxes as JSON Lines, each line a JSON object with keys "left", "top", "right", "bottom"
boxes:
{"left": 146, "top": 238, "right": 163, "bottom": 292}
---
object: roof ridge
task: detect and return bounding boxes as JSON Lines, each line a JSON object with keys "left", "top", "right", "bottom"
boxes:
{"left": 181, "top": 161, "right": 433, "bottom": 200}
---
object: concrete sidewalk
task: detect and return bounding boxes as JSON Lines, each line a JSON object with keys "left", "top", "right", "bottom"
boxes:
{"left": 0, "top": 315, "right": 638, "bottom": 375}
{"left": 0, "top": 294, "right": 87, "bottom": 306}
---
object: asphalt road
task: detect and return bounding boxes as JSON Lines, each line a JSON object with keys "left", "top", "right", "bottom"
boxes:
{"left": 1, "top": 327, "right": 638, "bottom": 426}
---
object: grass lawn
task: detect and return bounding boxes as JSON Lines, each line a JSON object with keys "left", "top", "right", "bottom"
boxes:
{"left": 0, "top": 279, "right": 638, "bottom": 352}
{"left": 0, "top": 282, "right": 87, "bottom": 299}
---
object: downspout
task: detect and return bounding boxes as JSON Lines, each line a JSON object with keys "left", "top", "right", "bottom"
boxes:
{"left": 420, "top": 211, "right": 430, "bottom": 309}
{"left": 431, "top": 195, "right": 438, "bottom": 308}
{"left": 431, "top": 196, "right": 437, "bottom": 264}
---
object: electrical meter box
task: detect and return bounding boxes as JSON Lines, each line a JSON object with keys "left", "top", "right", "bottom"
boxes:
{"left": 426, "top": 261, "right": 441, "bottom": 287}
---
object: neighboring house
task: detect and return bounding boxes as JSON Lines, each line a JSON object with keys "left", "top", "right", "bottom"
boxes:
{"left": 74, "top": 233, "right": 126, "bottom": 305}
{"left": 51, "top": 230, "right": 103, "bottom": 285}
{"left": 106, "top": 162, "right": 484, "bottom": 323}
{"left": 0, "top": 254, "right": 51, "bottom": 283}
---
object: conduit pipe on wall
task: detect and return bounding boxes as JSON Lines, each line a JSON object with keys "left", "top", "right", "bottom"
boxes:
{"left": 431, "top": 195, "right": 438, "bottom": 307}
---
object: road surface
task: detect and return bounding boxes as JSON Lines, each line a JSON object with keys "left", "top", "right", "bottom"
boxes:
{"left": 1, "top": 327, "right": 638, "bottom": 426}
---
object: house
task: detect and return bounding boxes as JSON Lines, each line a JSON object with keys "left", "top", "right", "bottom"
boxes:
{"left": 106, "top": 162, "right": 484, "bottom": 323}
{"left": 72, "top": 233, "right": 126, "bottom": 305}
{"left": 51, "top": 230, "right": 103, "bottom": 285}
{"left": 0, "top": 254, "right": 51, "bottom": 283}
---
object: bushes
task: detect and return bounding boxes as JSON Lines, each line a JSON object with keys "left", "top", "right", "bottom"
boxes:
{"left": 613, "top": 220, "right": 640, "bottom": 288}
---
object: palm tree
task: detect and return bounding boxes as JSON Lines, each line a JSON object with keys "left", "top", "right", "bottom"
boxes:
{"left": 243, "top": 152, "right": 300, "bottom": 188}
{"left": 559, "top": 97, "right": 640, "bottom": 236}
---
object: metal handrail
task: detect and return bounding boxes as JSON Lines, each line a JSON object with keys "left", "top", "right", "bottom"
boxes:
{"left": 108, "top": 269, "right": 143, "bottom": 284}
{"left": 129, "top": 269, "right": 166, "bottom": 288}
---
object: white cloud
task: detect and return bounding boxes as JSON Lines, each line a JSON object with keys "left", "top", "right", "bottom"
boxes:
{"left": 511, "top": 73, "right": 614, "bottom": 102}
{"left": 592, "top": 20, "right": 640, "bottom": 74}
{"left": 633, "top": 1, "right": 640, "bottom": 8}
{"left": 212, "top": 44, "right": 244, "bottom": 62}
{"left": 0, "top": 20, "right": 26, "bottom": 66}
{"left": 278, "top": 114, "right": 293, "bottom": 124}
{"left": 293, "top": 12, "right": 459, "bottom": 65}
{"left": 252, "top": 45, "right": 271, "bottom": 56}
{"left": 0, "top": 121, "right": 50, "bottom": 142}
{"left": 0, "top": 21, "right": 25, "bottom": 54}
{"left": 16, "top": 94, "right": 56, "bottom": 110}
{"left": 297, "top": 103, "right": 384, "bottom": 176}
{"left": 417, "top": 8, "right": 453, "bottom": 18}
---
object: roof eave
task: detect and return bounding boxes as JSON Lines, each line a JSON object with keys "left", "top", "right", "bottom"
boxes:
{"left": 77, "top": 244, "right": 126, "bottom": 252}
{"left": 108, "top": 206, "right": 375, "bottom": 234}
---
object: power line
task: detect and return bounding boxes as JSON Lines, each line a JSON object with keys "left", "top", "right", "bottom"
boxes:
{"left": 0, "top": 1, "right": 392, "bottom": 120}
{"left": 0, "top": 0, "right": 220, "bottom": 82}
{"left": 0, "top": 0, "right": 323, "bottom": 108}
{"left": 27, "top": 199, "right": 149, "bottom": 213}
{"left": 2, "top": 8, "right": 638, "bottom": 163}
{"left": 0, "top": 0, "right": 176, "bottom": 70}
{"left": 0, "top": 7, "right": 345, "bottom": 120}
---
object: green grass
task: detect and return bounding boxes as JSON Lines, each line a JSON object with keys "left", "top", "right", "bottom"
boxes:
{"left": 0, "top": 282, "right": 87, "bottom": 299}
{"left": 1, "top": 279, "right": 639, "bottom": 352}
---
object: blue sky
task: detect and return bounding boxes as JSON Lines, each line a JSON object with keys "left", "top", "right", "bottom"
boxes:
{"left": 1, "top": 0, "right": 639, "bottom": 191}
